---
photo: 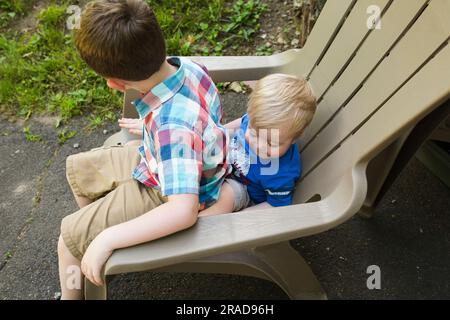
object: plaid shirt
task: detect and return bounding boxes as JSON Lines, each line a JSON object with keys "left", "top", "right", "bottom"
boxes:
{"left": 132, "top": 57, "right": 229, "bottom": 206}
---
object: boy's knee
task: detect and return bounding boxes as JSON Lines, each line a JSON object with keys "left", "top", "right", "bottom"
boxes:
{"left": 65, "top": 161, "right": 70, "bottom": 182}
{"left": 58, "top": 233, "right": 78, "bottom": 261}
{"left": 65, "top": 156, "right": 75, "bottom": 190}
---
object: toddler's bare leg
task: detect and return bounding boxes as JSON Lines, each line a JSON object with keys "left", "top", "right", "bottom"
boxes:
{"left": 58, "top": 235, "right": 84, "bottom": 300}
{"left": 199, "top": 182, "right": 235, "bottom": 217}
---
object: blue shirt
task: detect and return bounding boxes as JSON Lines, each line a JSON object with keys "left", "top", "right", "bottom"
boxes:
{"left": 228, "top": 114, "right": 301, "bottom": 207}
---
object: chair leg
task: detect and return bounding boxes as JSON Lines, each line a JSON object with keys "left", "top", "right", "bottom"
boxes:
{"left": 357, "top": 133, "right": 410, "bottom": 220}
{"left": 84, "top": 277, "right": 107, "bottom": 300}
{"left": 101, "top": 243, "right": 325, "bottom": 300}
{"left": 251, "top": 241, "right": 327, "bottom": 300}
{"left": 359, "top": 102, "right": 450, "bottom": 219}
{"left": 358, "top": 204, "right": 376, "bottom": 219}
{"left": 153, "top": 242, "right": 326, "bottom": 300}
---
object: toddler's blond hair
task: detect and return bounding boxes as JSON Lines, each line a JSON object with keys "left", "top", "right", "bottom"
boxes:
{"left": 248, "top": 74, "right": 317, "bottom": 140}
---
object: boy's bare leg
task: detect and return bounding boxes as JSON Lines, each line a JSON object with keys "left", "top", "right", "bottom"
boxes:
{"left": 73, "top": 194, "right": 93, "bottom": 208}
{"left": 58, "top": 235, "right": 84, "bottom": 300}
{"left": 66, "top": 170, "right": 93, "bottom": 208}
{"left": 61, "top": 163, "right": 88, "bottom": 299}
{"left": 199, "top": 182, "right": 235, "bottom": 217}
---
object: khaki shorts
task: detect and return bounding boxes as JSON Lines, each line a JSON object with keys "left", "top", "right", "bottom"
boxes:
{"left": 61, "top": 145, "right": 167, "bottom": 261}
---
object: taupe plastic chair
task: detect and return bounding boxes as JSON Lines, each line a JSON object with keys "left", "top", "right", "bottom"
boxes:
{"left": 88, "top": 0, "right": 450, "bottom": 299}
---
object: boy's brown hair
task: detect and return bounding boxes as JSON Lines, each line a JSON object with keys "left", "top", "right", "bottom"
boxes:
{"left": 74, "top": 0, "right": 166, "bottom": 81}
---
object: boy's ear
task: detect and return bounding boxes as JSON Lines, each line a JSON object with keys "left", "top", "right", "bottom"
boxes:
{"left": 106, "top": 78, "right": 127, "bottom": 92}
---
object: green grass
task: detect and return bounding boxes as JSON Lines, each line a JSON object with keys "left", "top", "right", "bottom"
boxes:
{"left": 0, "top": 1, "right": 122, "bottom": 125}
{"left": 148, "top": 0, "right": 267, "bottom": 55}
{"left": 0, "top": 0, "right": 267, "bottom": 127}
{"left": 0, "top": 0, "right": 25, "bottom": 28}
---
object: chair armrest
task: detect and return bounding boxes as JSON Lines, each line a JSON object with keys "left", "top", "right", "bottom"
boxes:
{"left": 105, "top": 164, "right": 367, "bottom": 276}
{"left": 187, "top": 49, "right": 302, "bottom": 82}
{"left": 105, "top": 202, "right": 327, "bottom": 276}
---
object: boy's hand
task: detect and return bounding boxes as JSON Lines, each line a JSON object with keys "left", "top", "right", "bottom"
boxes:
{"left": 118, "top": 118, "right": 144, "bottom": 137}
{"left": 81, "top": 231, "right": 114, "bottom": 286}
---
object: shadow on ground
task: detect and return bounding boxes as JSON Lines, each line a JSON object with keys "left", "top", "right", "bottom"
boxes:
{"left": 0, "top": 92, "right": 449, "bottom": 300}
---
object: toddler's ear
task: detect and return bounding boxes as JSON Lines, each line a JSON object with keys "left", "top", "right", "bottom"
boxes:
{"left": 106, "top": 78, "right": 126, "bottom": 92}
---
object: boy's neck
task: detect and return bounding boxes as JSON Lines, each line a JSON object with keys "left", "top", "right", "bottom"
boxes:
{"left": 133, "top": 60, "right": 178, "bottom": 94}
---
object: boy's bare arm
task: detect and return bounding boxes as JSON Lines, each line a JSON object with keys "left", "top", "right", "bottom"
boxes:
{"left": 199, "top": 190, "right": 274, "bottom": 218}
{"left": 81, "top": 194, "right": 200, "bottom": 286}
{"left": 103, "top": 194, "right": 199, "bottom": 249}
{"left": 198, "top": 182, "right": 235, "bottom": 217}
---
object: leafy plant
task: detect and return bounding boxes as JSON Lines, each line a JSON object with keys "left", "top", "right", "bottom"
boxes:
{"left": 4, "top": 250, "right": 12, "bottom": 260}
{"left": 256, "top": 43, "right": 273, "bottom": 56}
{"left": 57, "top": 128, "right": 77, "bottom": 145}
{"left": 23, "top": 126, "right": 42, "bottom": 142}
{"left": 0, "top": 0, "right": 43, "bottom": 29}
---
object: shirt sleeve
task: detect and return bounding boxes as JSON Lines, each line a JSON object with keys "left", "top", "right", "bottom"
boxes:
{"left": 262, "top": 175, "right": 297, "bottom": 207}
{"left": 155, "top": 122, "right": 203, "bottom": 197}
{"left": 260, "top": 151, "right": 301, "bottom": 207}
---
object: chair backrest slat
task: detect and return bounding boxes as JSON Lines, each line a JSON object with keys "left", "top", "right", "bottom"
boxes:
{"left": 288, "top": 0, "right": 357, "bottom": 78}
{"left": 307, "top": 0, "right": 391, "bottom": 99}
{"left": 299, "top": 0, "right": 450, "bottom": 181}
{"left": 301, "top": 0, "right": 429, "bottom": 148}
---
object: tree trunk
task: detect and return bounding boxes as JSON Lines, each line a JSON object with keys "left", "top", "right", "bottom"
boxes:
{"left": 294, "top": 0, "right": 326, "bottom": 47}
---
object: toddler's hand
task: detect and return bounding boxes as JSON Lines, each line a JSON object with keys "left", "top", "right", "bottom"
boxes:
{"left": 118, "top": 118, "right": 143, "bottom": 137}
{"left": 81, "top": 232, "right": 114, "bottom": 286}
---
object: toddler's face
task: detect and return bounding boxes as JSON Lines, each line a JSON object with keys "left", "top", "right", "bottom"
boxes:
{"left": 245, "top": 125, "right": 294, "bottom": 159}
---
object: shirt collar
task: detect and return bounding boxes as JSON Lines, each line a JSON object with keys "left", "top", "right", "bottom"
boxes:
{"left": 134, "top": 57, "right": 185, "bottom": 118}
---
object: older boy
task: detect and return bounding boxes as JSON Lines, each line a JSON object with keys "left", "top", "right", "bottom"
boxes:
{"left": 58, "top": 0, "right": 228, "bottom": 299}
